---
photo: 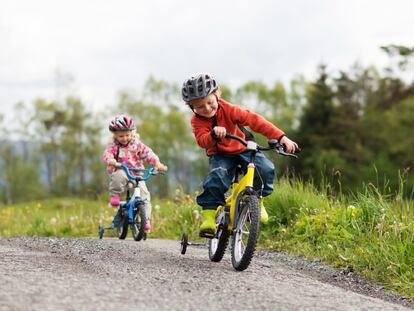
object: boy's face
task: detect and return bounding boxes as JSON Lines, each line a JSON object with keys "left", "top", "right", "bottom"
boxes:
{"left": 114, "top": 130, "right": 132, "bottom": 146}
{"left": 190, "top": 94, "right": 218, "bottom": 118}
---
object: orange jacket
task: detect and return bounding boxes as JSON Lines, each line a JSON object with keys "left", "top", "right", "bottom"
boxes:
{"left": 191, "top": 98, "right": 285, "bottom": 156}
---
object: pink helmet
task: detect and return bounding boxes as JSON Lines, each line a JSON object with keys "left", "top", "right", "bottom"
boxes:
{"left": 109, "top": 114, "right": 136, "bottom": 131}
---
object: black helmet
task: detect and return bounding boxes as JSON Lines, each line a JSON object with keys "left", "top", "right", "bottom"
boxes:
{"left": 181, "top": 73, "right": 218, "bottom": 102}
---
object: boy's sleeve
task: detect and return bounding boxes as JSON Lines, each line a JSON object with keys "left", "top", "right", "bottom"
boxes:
{"left": 137, "top": 142, "right": 160, "bottom": 166}
{"left": 191, "top": 117, "right": 218, "bottom": 149}
{"left": 232, "top": 105, "right": 285, "bottom": 140}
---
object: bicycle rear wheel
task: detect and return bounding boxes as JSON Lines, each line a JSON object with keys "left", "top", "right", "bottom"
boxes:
{"left": 231, "top": 195, "right": 260, "bottom": 271}
{"left": 208, "top": 208, "right": 229, "bottom": 262}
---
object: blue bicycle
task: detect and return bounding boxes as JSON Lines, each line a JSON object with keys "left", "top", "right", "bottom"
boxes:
{"left": 98, "top": 163, "right": 159, "bottom": 241}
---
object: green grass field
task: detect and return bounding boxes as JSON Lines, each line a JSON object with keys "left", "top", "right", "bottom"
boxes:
{"left": 0, "top": 189, "right": 201, "bottom": 240}
{"left": 0, "top": 180, "right": 413, "bottom": 298}
{"left": 261, "top": 179, "right": 414, "bottom": 298}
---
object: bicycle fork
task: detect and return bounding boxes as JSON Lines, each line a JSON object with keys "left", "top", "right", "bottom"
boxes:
{"left": 229, "top": 163, "right": 256, "bottom": 232}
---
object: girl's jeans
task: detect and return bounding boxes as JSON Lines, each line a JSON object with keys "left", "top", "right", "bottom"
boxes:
{"left": 109, "top": 169, "right": 152, "bottom": 221}
{"left": 196, "top": 151, "right": 275, "bottom": 210}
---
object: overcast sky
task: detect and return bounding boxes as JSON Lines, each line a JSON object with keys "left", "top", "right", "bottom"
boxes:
{"left": 1, "top": 0, "right": 413, "bottom": 119}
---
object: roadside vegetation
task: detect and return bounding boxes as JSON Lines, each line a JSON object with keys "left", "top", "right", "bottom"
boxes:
{"left": 261, "top": 177, "right": 414, "bottom": 299}
{"left": 0, "top": 190, "right": 201, "bottom": 240}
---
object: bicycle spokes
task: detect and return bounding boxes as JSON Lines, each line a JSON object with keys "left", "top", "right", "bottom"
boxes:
{"left": 208, "top": 209, "right": 230, "bottom": 262}
{"left": 231, "top": 196, "right": 260, "bottom": 271}
{"left": 234, "top": 206, "right": 250, "bottom": 261}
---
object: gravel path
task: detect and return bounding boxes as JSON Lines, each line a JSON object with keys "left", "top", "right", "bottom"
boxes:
{"left": 0, "top": 237, "right": 412, "bottom": 311}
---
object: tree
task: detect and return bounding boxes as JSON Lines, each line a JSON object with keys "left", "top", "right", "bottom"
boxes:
{"left": 295, "top": 65, "right": 337, "bottom": 183}
{"left": 30, "top": 97, "right": 104, "bottom": 197}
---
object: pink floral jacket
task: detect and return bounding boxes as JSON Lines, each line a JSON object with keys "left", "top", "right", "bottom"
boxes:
{"left": 102, "top": 133, "right": 160, "bottom": 174}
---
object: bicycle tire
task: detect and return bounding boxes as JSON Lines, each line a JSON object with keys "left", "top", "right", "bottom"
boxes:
{"left": 117, "top": 211, "right": 128, "bottom": 240}
{"left": 132, "top": 205, "right": 146, "bottom": 241}
{"left": 208, "top": 209, "right": 229, "bottom": 262}
{"left": 180, "top": 233, "right": 188, "bottom": 255}
{"left": 231, "top": 195, "right": 260, "bottom": 271}
{"left": 98, "top": 225, "right": 104, "bottom": 239}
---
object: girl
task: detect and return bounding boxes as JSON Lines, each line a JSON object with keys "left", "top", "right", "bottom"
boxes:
{"left": 102, "top": 114, "right": 167, "bottom": 233}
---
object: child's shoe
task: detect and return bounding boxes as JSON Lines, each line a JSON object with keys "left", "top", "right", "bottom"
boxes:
{"left": 260, "top": 200, "right": 269, "bottom": 224}
{"left": 110, "top": 196, "right": 120, "bottom": 207}
{"left": 144, "top": 222, "right": 152, "bottom": 233}
{"left": 199, "top": 209, "right": 216, "bottom": 234}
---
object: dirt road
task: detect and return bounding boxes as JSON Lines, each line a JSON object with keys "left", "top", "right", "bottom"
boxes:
{"left": 0, "top": 237, "right": 412, "bottom": 311}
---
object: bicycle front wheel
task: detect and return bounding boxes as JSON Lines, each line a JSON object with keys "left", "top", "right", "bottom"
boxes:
{"left": 117, "top": 209, "right": 129, "bottom": 240}
{"left": 231, "top": 195, "right": 260, "bottom": 271}
{"left": 132, "top": 205, "right": 146, "bottom": 241}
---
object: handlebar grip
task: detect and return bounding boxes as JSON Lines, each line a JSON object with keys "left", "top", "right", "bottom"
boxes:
{"left": 268, "top": 139, "right": 278, "bottom": 149}
{"left": 225, "top": 134, "right": 247, "bottom": 146}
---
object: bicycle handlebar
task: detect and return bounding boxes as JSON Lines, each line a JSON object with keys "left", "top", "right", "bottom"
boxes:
{"left": 115, "top": 163, "right": 159, "bottom": 181}
{"left": 224, "top": 134, "right": 300, "bottom": 158}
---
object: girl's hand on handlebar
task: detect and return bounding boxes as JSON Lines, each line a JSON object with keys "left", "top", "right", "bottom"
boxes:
{"left": 155, "top": 162, "right": 168, "bottom": 172}
{"left": 213, "top": 126, "right": 227, "bottom": 139}
{"left": 279, "top": 136, "right": 299, "bottom": 153}
{"left": 108, "top": 159, "right": 117, "bottom": 166}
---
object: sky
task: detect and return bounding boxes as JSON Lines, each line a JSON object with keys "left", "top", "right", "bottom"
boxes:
{"left": 0, "top": 0, "right": 413, "bottom": 120}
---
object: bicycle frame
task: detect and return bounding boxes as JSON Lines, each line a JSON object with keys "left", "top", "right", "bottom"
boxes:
{"left": 216, "top": 140, "right": 259, "bottom": 233}
{"left": 98, "top": 163, "right": 157, "bottom": 239}
{"left": 215, "top": 136, "right": 299, "bottom": 234}
{"left": 181, "top": 134, "right": 299, "bottom": 270}
{"left": 121, "top": 163, "right": 155, "bottom": 223}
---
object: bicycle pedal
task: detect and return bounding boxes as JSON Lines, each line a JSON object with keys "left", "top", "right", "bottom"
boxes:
{"left": 199, "top": 231, "right": 215, "bottom": 239}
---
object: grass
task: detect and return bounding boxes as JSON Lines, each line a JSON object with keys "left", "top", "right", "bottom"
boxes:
{"left": 0, "top": 189, "right": 202, "bottom": 240}
{"left": 261, "top": 178, "right": 414, "bottom": 299}
{"left": 0, "top": 180, "right": 413, "bottom": 298}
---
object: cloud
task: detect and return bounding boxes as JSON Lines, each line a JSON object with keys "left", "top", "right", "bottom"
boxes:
{"left": 0, "top": 0, "right": 413, "bottom": 119}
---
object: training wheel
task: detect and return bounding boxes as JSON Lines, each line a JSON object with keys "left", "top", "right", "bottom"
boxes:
{"left": 98, "top": 225, "right": 104, "bottom": 239}
{"left": 180, "top": 233, "right": 188, "bottom": 255}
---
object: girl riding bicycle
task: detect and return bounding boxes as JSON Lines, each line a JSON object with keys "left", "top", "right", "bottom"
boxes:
{"left": 181, "top": 73, "right": 299, "bottom": 234}
{"left": 102, "top": 114, "right": 167, "bottom": 233}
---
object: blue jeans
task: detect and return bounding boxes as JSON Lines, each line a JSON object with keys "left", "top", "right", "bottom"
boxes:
{"left": 196, "top": 151, "right": 275, "bottom": 210}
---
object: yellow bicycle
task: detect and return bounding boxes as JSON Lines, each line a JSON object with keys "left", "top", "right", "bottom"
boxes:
{"left": 181, "top": 134, "right": 299, "bottom": 271}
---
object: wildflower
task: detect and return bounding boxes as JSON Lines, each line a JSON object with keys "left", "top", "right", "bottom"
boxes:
{"left": 154, "top": 204, "right": 160, "bottom": 210}
{"left": 193, "top": 209, "right": 200, "bottom": 220}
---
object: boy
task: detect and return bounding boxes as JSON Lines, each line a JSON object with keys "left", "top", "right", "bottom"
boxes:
{"left": 182, "top": 73, "right": 298, "bottom": 233}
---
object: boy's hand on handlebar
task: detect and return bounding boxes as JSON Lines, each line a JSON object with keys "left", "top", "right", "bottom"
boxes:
{"left": 213, "top": 126, "right": 227, "bottom": 139}
{"left": 155, "top": 162, "right": 168, "bottom": 172}
{"left": 279, "top": 136, "right": 299, "bottom": 153}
